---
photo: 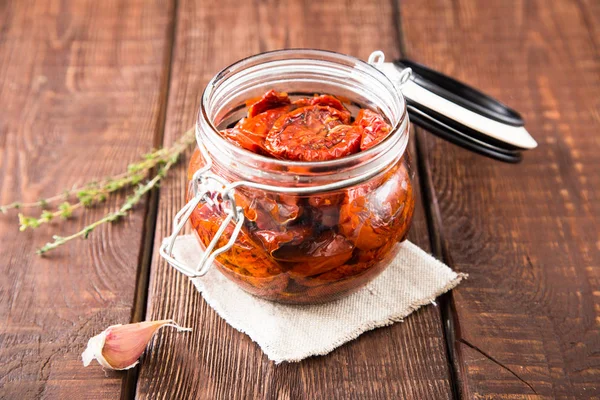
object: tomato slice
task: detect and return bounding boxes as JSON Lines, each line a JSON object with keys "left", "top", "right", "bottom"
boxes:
{"left": 310, "top": 94, "right": 347, "bottom": 111}
{"left": 265, "top": 106, "right": 360, "bottom": 161}
{"left": 338, "top": 162, "right": 413, "bottom": 250}
{"left": 354, "top": 109, "right": 392, "bottom": 150}
{"left": 220, "top": 105, "right": 291, "bottom": 154}
{"left": 293, "top": 94, "right": 347, "bottom": 111}
{"left": 253, "top": 225, "right": 313, "bottom": 254}
{"left": 339, "top": 197, "right": 391, "bottom": 251}
{"left": 247, "top": 90, "right": 291, "bottom": 118}
{"left": 282, "top": 232, "right": 354, "bottom": 277}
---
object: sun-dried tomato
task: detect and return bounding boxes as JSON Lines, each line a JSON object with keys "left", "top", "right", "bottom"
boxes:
{"left": 260, "top": 193, "right": 303, "bottom": 225}
{"left": 253, "top": 225, "right": 312, "bottom": 254}
{"left": 265, "top": 106, "right": 359, "bottom": 161}
{"left": 339, "top": 163, "right": 413, "bottom": 250}
{"left": 234, "top": 189, "right": 302, "bottom": 229}
{"left": 280, "top": 232, "right": 354, "bottom": 277}
{"left": 220, "top": 105, "right": 291, "bottom": 154}
{"left": 233, "top": 191, "right": 278, "bottom": 231}
{"left": 354, "top": 108, "right": 392, "bottom": 150}
{"left": 310, "top": 94, "right": 348, "bottom": 111}
{"left": 247, "top": 90, "right": 291, "bottom": 118}
{"left": 339, "top": 198, "right": 388, "bottom": 251}
{"left": 293, "top": 94, "right": 348, "bottom": 112}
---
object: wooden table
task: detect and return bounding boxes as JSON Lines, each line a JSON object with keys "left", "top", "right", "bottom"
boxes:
{"left": 1, "top": 0, "right": 598, "bottom": 398}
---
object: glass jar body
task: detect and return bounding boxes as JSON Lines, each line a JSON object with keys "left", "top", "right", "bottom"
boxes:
{"left": 189, "top": 49, "right": 414, "bottom": 304}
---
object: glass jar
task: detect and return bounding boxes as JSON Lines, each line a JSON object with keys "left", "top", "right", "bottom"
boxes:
{"left": 169, "top": 50, "right": 414, "bottom": 304}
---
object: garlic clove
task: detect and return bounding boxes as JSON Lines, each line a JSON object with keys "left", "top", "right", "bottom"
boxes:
{"left": 82, "top": 319, "right": 191, "bottom": 370}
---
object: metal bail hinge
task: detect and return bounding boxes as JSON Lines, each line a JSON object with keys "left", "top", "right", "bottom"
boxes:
{"left": 368, "top": 50, "right": 412, "bottom": 89}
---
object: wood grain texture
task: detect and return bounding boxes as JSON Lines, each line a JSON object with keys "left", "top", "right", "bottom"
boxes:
{"left": 0, "top": 0, "right": 174, "bottom": 398}
{"left": 136, "top": 0, "right": 454, "bottom": 398}
{"left": 401, "top": 0, "right": 600, "bottom": 398}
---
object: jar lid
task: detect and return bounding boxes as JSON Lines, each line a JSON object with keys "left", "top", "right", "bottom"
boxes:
{"left": 371, "top": 53, "right": 537, "bottom": 163}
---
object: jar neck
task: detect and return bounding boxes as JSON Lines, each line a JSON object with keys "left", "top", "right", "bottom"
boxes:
{"left": 197, "top": 49, "right": 409, "bottom": 189}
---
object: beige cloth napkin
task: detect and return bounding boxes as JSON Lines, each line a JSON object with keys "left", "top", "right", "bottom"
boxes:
{"left": 169, "top": 235, "right": 465, "bottom": 363}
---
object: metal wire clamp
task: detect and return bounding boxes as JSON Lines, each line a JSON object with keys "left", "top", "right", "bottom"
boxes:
{"left": 158, "top": 143, "right": 245, "bottom": 278}
{"left": 368, "top": 50, "right": 412, "bottom": 89}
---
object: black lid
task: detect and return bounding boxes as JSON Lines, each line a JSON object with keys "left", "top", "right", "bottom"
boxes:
{"left": 392, "top": 59, "right": 536, "bottom": 163}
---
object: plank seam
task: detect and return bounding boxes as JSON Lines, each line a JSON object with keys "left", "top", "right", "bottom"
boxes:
{"left": 392, "top": 1, "right": 462, "bottom": 398}
{"left": 121, "top": 0, "right": 181, "bottom": 398}
{"left": 415, "top": 131, "right": 463, "bottom": 400}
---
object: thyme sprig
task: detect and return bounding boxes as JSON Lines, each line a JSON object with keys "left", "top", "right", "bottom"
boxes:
{"left": 1, "top": 128, "right": 196, "bottom": 253}
{"left": 37, "top": 157, "right": 179, "bottom": 254}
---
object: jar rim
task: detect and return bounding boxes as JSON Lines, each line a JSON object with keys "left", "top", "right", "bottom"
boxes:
{"left": 197, "top": 49, "right": 409, "bottom": 185}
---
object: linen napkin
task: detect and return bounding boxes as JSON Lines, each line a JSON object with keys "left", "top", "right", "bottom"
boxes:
{"left": 169, "top": 235, "right": 465, "bottom": 363}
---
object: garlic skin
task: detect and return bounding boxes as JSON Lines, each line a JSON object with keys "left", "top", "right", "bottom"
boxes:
{"left": 82, "top": 320, "right": 191, "bottom": 370}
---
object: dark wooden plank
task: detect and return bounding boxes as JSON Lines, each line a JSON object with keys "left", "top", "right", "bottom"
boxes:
{"left": 0, "top": 0, "right": 175, "bottom": 398}
{"left": 136, "top": 0, "right": 454, "bottom": 398}
{"left": 401, "top": 0, "right": 600, "bottom": 398}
